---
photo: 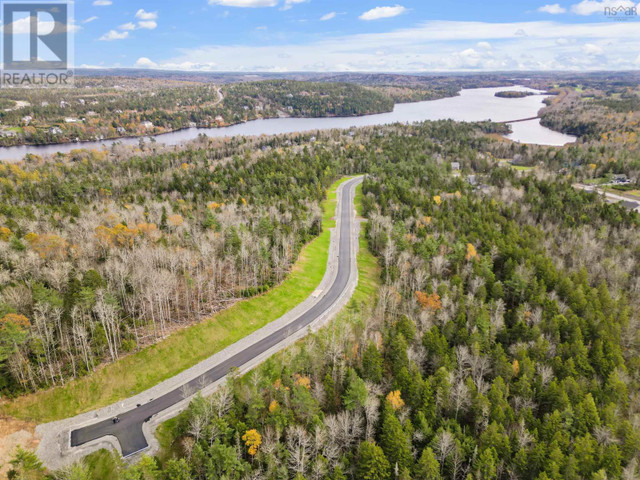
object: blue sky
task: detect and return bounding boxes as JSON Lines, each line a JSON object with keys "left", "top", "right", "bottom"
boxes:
{"left": 68, "top": 0, "right": 640, "bottom": 71}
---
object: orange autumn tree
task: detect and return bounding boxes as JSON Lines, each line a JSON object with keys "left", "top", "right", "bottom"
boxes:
{"left": 415, "top": 291, "right": 442, "bottom": 311}
{"left": 168, "top": 214, "right": 184, "bottom": 227}
{"left": 0, "top": 313, "right": 30, "bottom": 330}
{"left": 24, "top": 233, "right": 68, "bottom": 260}
{"left": 95, "top": 223, "right": 139, "bottom": 249}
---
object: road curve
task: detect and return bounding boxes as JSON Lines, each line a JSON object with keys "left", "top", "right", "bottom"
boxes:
{"left": 68, "top": 175, "right": 363, "bottom": 458}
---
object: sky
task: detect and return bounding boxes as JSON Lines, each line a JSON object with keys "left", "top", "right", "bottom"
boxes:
{"left": 63, "top": 0, "right": 640, "bottom": 71}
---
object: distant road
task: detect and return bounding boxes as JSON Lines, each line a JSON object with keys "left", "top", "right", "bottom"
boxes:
{"left": 68, "top": 176, "right": 362, "bottom": 458}
{"left": 574, "top": 183, "right": 640, "bottom": 211}
{"left": 499, "top": 116, "right": 540, "bottom": 124}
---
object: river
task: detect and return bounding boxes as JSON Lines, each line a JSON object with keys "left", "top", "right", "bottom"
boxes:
{"left": 0, "top": 85, "right": 576, "bottom": 162}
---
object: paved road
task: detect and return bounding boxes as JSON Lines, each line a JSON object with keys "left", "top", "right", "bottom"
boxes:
{"left": 70, "top": 176, "right": 362, "bottom": 457}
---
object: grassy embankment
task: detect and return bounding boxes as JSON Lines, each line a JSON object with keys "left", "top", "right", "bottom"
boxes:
{"left": 1, "top": 177, "right": 356, "bottom": 423}
{"left": 85, "top": 181, "right": 381, "bottom": 478}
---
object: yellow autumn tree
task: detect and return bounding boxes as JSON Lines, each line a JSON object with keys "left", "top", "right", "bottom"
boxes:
{"left": 433, "top": 195, "right": 442, "bottom": 205}
{"left": 386, "top": 390, "right": 405, "bottom": 410}
{"left": 294, "top": 374, "right": 311, "bottom": 390}
{"left": 465, "top": 243, "right": 478, "bottom": 261}
{"left": 268, "top": 400, "right": 279, "bottom": 413}
{"left": 242, "top": 429, "right": 262, "bottom": 456}
{"left": 0, "top": 226, "right": 12, "bottom": 241}
{"left": 512, "top": 359, "right": 520, "bottom": 377}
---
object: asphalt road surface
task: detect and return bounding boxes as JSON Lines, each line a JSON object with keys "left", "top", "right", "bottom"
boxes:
{"left": 70, "top": 176, "right": 361, "bottom": 457}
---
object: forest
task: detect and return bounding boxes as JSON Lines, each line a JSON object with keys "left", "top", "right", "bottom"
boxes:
{"left": 4, "top": 112, "right": 640, "bottom": 479}
{"left": 0, "top": 78, "right": 452, "bottom": 147}
{"left": 0, "top": 135, "right": 340, "bottom": 396}
{"left": 494, "top": 91, "right": 535, "bottom": 99}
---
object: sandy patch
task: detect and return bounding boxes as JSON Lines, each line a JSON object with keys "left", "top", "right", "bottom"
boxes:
{"left": 0, "top": 416, "right": 40, "bottom": 479}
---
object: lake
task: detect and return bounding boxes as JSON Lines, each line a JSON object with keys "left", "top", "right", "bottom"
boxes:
{"left": 0, "top": 85, "right": 576, "bottom": 162}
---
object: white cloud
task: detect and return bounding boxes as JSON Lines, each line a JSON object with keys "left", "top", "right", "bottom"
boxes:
{"left": 477, "top": 41, "right": 491, "bottom": 49}
{"left": 92, "top": 0, "right": 112, "bottom": 6}
{"left": 82, "top": 16, "right": 98, "bottom": 24}
{"left": 583, "top": 42, "right": 604, "bottom": 54}
{"left": 207, "top": 0, "right": 278, "bottom": 6}
{"left": 282, "top": 0, "right": 307, "bottom": 10}
{"left": 320, "top": 12, "right": 336, "bottom": 21}
{"left": 135, "top": 19, "right": 640, "bottom": 72}
{"left": 119, "top": 22, "right": 136, "bottom": 30}
{"left": 99, "top": 29, "right": 129, "bottom": 41}
{"left": 135, "top": 57, "right": 158, "bottom": 68}
{"left": 571, "top": 0, "right": 635, "bottom": 15}
{"left": 359, "top": 5, "right": 407, "bottom": 21}
{"left": 135, "top": 9, "right": 158, "bottom": 20}
{"left": 538, "top": 4, "right": 567, "bottom": 13}
{"left": 138, "top": 20, "right": 157, "bottom": 29}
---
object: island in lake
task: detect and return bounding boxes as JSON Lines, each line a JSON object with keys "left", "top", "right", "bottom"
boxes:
{"left": 495, "top": 90, "right": 536, "bottom": 98}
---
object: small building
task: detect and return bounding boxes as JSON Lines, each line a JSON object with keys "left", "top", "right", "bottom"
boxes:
{"left": 59, "top": 100, "right": 68, "bottom": 108}
{"left": 140, "top": 121, "right": 154, "bottom": 129}
{"left": 21, "top": 115, "right": 32, "bottom": 125}
{"left": 116, "top": 127, "right": 126, "bottom": 135}
{"left": 511, "top": 154, "right": 526, "bottom": 166}
{"left": 467, "top": 174, "right": 477, "bottom": 186}
{"left": 64, "top": 117, "right": 80, "bottom": 123}
{"left": 451, "top": 161, "right": 460, "bottom": 171}
{"left": 187, "top": 122, "right": 197, "bottom": 128}
{"left": 612, "top": 174, "right": 629, "bottom": 184}
{"left": 49, "top": 127, "right": 62, "bottom": 135}
{"left": 0, "top": 129, "right": 16, "bottom": 137}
